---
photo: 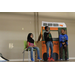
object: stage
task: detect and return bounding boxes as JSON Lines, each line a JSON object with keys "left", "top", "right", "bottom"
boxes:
{"left": 8, "top": 59, "right": 75, "bottom": 62}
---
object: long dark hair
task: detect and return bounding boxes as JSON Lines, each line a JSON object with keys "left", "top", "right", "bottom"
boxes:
{"left": 27, "top": 33, "right": 34, "bottom": 43}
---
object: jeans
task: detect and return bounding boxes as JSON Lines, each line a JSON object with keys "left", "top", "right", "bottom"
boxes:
{"left": 46, "top": 41, "right": 53, "bottom": 58}
{"left": 28, "top": 47, "right": 40, "bottom": 59}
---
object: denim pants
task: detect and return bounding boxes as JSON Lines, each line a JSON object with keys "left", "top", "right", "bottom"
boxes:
{"left": 46, "top": 41, "right": 53, "bottom": 58}
{"left": 28, "top": 47, "right": 40, "bottom": 59}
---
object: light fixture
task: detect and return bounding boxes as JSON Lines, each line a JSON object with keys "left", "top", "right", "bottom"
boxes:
{"left": 22, "top": 28, "right": 24, "bottom": 30}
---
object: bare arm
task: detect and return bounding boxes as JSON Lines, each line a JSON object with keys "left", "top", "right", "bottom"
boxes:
{"left": 37, "top": 33, "right": 41, "bottom": 43}
{"left": 27, "top": 42, "right": 32, "bottom": 47}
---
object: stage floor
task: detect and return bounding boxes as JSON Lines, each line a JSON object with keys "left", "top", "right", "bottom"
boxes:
{"left": 9, "top": 59, "right": 75, "bottom": 62}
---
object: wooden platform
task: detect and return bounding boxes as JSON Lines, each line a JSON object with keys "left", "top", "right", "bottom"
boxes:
{"left": 9, "top": 59, "right": 75, "bottom": 62}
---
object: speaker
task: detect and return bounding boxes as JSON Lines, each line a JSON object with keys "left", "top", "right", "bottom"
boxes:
{"left": 43, "top": 53, "right": 48, "bottom": 61}
{"left": 53, "top": 53, "right": 58, "bottom": 61}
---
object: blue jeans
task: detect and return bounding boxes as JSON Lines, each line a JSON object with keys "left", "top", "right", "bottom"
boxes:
{"left": 46, "top": 41, "right": 53, "bottom": 58}
{"left": 28, "top": 47, "right": 40, "bottom": 59}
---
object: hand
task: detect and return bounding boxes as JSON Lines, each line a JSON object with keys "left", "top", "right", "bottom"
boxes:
{"left": 47, "top": 33, "right": 50, "bottom": 37}
{"left": 29, "top": 46, "right": 33, "bottom": 47}
{"left": 62, "top": 42, "right": 65, "bottom": 45}
{"left": 53, "top": 44, "right": 54, "bottom": 46}
{"left": 37, "top": 41, "right": 39, "bottom": 43}
{"left": 33, "top": 45, "right": 36, "bottom": 47}
{"left": 64, "top": 45, "right": 66, "bottom": 47}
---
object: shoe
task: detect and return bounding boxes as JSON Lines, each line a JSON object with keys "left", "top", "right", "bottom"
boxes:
{"left": 48, "top": 57, "right": 51, "bottom": 61}
{"left": 31, "top": 58, "right": 34, "bottom": 62}
{"left": 51, "top": 57, "right": 55, "bottom": 61}
{"left": 37, "top": 57, "right": 42, "bottom": 60}
{"left": 65, "top": 58, "right": 69, "bottom": 61}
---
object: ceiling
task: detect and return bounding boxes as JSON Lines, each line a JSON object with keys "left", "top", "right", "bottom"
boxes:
{"left": 0, "top": 12, "right": 75, "bottom": 20}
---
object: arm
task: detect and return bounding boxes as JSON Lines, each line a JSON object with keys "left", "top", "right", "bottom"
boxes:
{"left": 37, "top": 33, "right": 41, "bottom": 43}
{"left": 33, "top": 42, "right": 37, "bottom": 47}
{"left": 59, "top": 35, "right": 61, "bottom": 42}
{"left": 59, "top": 35, "right": 66, "bottom": 45}
{"left": 27, "top": 42, "right": 33, "bottom": 47}
{"left": 66, "top": 35, "right": 68, "bottom": 41}
{"left": 64, "top": 35, "right": 68, "bottom": 47}
{"left": 59, "top": 35, "right": 63, "bottom": 43}
{"left": 64, "top": 35, "right": 68, "bottom": 44}
{"left": 44, "top": 32, "right": 46, "bottom": 40}
{"left": 47, "top": 34, "right": 49, "bottom": 37}
{"left": 50, "top": 33, "right": 53, "bottom": 43}
{"left": 44, "top": 32, "right": 49, "bottom": 40}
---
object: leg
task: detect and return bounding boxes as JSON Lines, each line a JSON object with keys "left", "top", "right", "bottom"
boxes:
{"left": 46, "top": 42, "right": 50, "bottom": 58}
{"left": 64, "top": 46, "right": 67, "bottom": 60}
{"left": 60, "top": 46, "right": 63, "bottom": 59}
{"left": 33, "top": 47, "right": 40, "bottom": 58}
{"left": 28, "top": 47, "right": 34, "bottom": 61}
{"left": 50, "top": 41, "right": 53, "bottom": 58}
{"left": 50, "top": 41, "right": 55, "bottom": 61}
{"left": 28, "top": 49, "right": 30, "bottom": 62}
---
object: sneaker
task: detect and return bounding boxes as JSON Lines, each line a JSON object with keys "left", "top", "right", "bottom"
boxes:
{"left": 37, "top": 57, "right": 42, "bottom": 60}
{"left": 48, "top": 57, "right": 51, "bottom": 61}
{"left": 31, "top": 58, "right": 34, "bottom": 62}
{"left": 65, "top": 58, "right": 69, "bottom": 61}
{"left": 51, "top": 57, "right": 55, "bottom": 61}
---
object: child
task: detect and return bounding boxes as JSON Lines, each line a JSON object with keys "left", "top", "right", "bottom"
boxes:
{"left": 59, "top": 28, "right": 68, "bottom": 61}
{"left": 44, "top": 26, "right": 54, "bottom": 61}
{"left": 27, "top": 33, "right": 42, "bottom": 61}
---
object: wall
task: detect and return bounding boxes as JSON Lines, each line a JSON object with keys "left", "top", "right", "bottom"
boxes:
{"left": 0, "top": 13, "right": 35, "bottom": 60}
